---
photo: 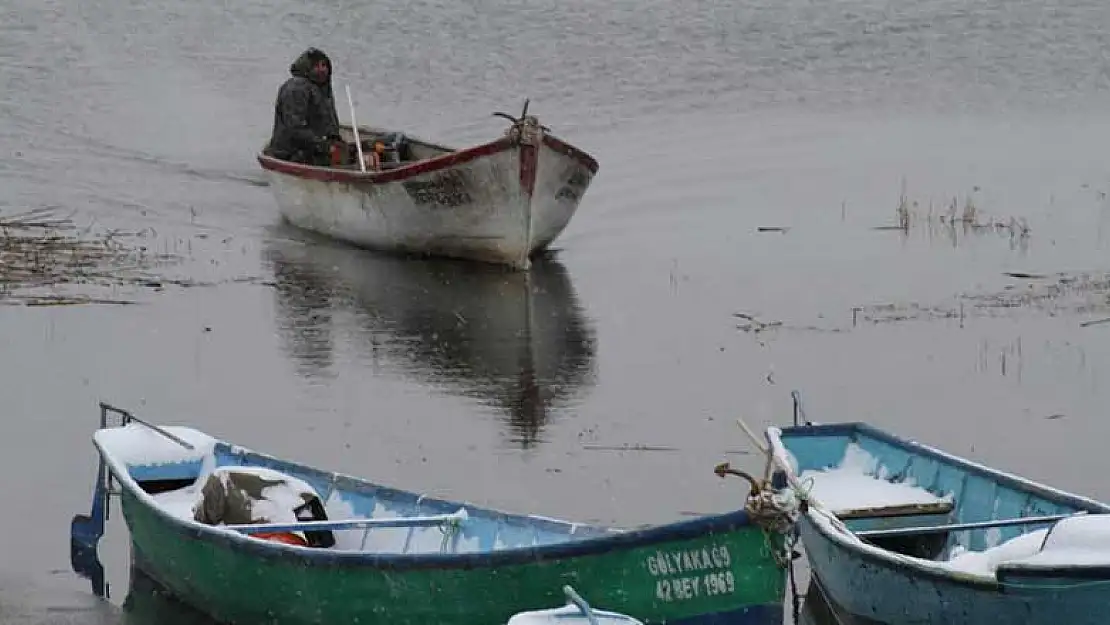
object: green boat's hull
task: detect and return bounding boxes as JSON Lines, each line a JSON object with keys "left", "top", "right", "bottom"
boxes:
{"left": 121, "top": 489, "right": 786, "bottom": 625}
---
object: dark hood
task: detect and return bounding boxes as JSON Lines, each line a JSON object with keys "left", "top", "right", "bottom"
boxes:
{"left": 289, "top": 48, "right": 333, "bottom": 87}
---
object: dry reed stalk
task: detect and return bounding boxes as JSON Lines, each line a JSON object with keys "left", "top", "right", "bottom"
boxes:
{"left": 0, "top": 207, "right": 173, "bottom": 305}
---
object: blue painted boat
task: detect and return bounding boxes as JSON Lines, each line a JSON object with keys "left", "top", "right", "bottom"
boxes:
{"left": 765, "top": 417, "right": 1110, "bottom": 625}
{"left": 70, "top": 403, "right": 797, "bottom": 625}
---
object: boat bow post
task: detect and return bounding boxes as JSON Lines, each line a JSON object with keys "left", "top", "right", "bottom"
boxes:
{"left": 494, "top": 98, "right": 547, "bottom": 197}
{"left": 493, "top": 98, "right": 549, "bottom": 266}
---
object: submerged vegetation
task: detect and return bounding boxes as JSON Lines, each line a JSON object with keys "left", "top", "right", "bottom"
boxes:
{"left": 737, "top": 179, "right": 1110, "bottom": 336}
{"left": 736, "top": 271, "right": 1110, "bottom": 336}
{"left": 0, "top": 207, "right": 178, "bottom": 306}
{"left": 889, "top": 179, "right": 1032, "bottom": 243}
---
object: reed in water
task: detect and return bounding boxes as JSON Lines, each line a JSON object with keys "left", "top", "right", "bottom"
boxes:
{"left": 0, "top": 207, "right": 170, "bottom": 305}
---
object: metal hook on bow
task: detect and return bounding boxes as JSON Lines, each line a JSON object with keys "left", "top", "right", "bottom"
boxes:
{"left": 491, "top": 98, "right": 551, "bottom": 132}
{"left": 714, "top": 461, "right": 762, "bottom": 497}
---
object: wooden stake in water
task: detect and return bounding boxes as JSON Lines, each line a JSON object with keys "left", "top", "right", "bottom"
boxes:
{"left": 345, "top": 84, "right": 367, "bottom": 173}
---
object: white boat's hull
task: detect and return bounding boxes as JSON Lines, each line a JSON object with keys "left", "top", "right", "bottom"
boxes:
{"left": 259, "top": 129, "right": 597, "bottom": 270}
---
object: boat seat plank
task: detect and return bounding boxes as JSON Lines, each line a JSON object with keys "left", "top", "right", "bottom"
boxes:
{"left": 836, "top": 501, "right": 954, "bottom": 520}
{"left": 794, "top": 441, "right": 955, "bottom": 519}
{"left": 800, "top": 472, "right": 954, "bottom": 519}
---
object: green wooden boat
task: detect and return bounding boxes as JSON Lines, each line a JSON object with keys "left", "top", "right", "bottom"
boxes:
{"left": 70, "top": 403, "right": 797, "bottom": 625}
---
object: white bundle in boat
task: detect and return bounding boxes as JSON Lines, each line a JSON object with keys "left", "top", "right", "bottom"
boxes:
{"left": 192, "top": 466, "right": 327, "bottom": 545}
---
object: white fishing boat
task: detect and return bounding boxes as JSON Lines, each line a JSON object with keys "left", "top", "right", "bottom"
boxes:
{"left": 256, "top": 100, "right": 599, "bottom": 270}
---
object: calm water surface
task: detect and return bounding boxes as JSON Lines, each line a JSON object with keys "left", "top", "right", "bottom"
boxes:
{"left": 5, "top": 0, "right": 1110, "bottom": 622}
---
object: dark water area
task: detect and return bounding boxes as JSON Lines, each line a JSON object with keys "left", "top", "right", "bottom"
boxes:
{"left": 6, "top": 0, "right": 1110, "bottom": 623}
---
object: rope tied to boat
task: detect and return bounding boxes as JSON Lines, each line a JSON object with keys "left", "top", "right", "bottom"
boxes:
{"left": 713, "top": 461, "right": 800, "bottom": 535}
{"left": 504, "top": 116, "right": 544, "bottom": 146}
{"left": 715, "top": 457, "right": 805, "bottom": 622}
{"left": 747, "top": 487, "right": 802, "bottom": 536}
{"left": 493, "top": 98, "right": 549, "bottom": 146}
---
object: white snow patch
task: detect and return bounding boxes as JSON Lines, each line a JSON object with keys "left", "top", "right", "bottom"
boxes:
{"left": 152, "top": 486, "right": 204, "bottom": 520}
{"left": 320, "top": 493, "right": 483, "bottom": 554}
{"left": 508, "top": 603, "right": 644, "bottom": 625}
{"left": 344, "top": 504, "right": 415, "bottom": 553}
{"left": 149, "top": 466, "right": 321, "bottom": 531}
{"left": 322, "top": 493, "right": 366, "bottom": 551}
{"left": 95, "top": 423, "right": 215, "bottom": 467}
{"left": 807, "top": 493, "right": 1102, "bottom": 579}
{"left": 1000, "top": 514, "right": 1110, "bottom": 568}
{"left": 944, "top": 528, "right": 1051, "bottom": 576}
{"left": 237, "top": 466, "right": 319, "bottom": 525}
{"left": 797, "top": 443, "right": 951, "bottom": 514}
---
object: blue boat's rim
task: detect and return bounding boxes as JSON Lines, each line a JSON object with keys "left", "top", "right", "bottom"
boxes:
{"left": 95, "top": 431, "right": 774, "bottom": 571}
{"left": 795, "top": 514, "right": 1004, "bottom": 590}
{"left": 769, "top": 422, "right": 1110, "bottom": 588}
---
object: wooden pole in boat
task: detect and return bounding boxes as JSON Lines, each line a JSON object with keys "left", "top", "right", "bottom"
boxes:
{"left": 736, "top": 417, "right": 775, "bottom": 483}
{"left": 736, "top": 417, "right": 769, "bottom": 453}
{"left": 344, "top": 84, "right": 367, "bottom": 173}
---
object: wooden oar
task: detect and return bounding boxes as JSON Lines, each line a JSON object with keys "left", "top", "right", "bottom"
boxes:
{"left": 856, "top": 512, "right": 1084, "bottom": 540}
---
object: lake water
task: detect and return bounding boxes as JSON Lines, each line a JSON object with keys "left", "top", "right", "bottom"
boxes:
{"left": 5, "top": 0, "right": 1110, "bottom": 622}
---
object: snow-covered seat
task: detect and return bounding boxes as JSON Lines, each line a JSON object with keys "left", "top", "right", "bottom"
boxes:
{"left": 799, "top": 465, "right": 954, "bottom": 520}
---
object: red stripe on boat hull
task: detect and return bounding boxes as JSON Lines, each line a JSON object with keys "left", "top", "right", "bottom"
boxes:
{"left": 542, "top": 135, "right": 599, "bottom": 174}
{"left": 256, "top": 134, "right": 598, "bottom": 185}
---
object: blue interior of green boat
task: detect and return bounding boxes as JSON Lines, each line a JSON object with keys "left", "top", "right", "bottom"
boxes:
{"left": 775, "top": 423, "right": 1110, "bottom": 559}
{"left": 128, "top": 440, "right": 619, "bottom": 554}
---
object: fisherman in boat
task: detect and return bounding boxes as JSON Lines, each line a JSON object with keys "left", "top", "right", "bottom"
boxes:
{"left": 264, "top": 47, "right": 346, "bottom": 167}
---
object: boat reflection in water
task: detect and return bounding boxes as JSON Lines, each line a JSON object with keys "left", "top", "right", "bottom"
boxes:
{"left": 262, "top": 226, "right": 598, "bottom": 447}
{"left": 121, "top": 565, "right": 221, "bottom": 625}
{"left": 796, "top": 578, "right": 870, "bottom": 625}
{"left": 70, "top": 554, "right": 220, "bottom": 624}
